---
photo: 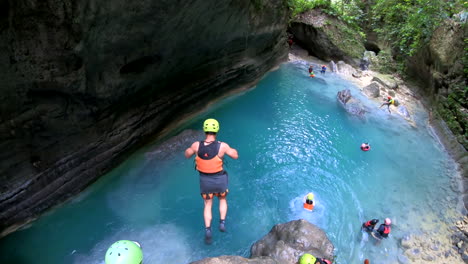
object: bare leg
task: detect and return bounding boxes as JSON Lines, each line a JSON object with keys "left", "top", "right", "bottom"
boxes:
{"left": 203, "top": 199, "right": 213, "bottom": 228}
{"left": 219, "top": 197, "right": 228, "bottom": 220}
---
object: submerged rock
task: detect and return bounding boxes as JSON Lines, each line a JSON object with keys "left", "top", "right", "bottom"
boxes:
{"left": 337, "top": 89, "right": 366, "bottom": 117}
{"left": 397, "top": 105, "right": 411, "bottom": 120}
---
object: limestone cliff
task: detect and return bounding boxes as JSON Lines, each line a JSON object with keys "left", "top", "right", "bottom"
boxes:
{"left": 288, "top": 9, "right": 365, "bottom": 65}
{"left": 0, "top": 0, "right": 289, "bottom": 236}
{"left": 405, "top": 17, "right": 467, "bottom": 185}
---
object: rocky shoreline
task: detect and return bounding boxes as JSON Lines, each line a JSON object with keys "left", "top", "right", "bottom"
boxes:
{"left": 288, "top": 45, "right": 468, "bottom": 263}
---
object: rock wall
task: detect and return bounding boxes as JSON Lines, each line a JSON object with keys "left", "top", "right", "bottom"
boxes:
{"left": 288, "top": 9, "right": 365, "bottom": 66}
{"left": 405, "top": 18, "right": 467, "bottom": 206}
{"left": 0, "top": 0, "right": 289, "bottom": 236}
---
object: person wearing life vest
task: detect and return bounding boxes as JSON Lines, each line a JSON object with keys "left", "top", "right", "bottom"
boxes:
{"left": 321, "top": 65, "right": 327, "bottom": 74}
{"left": 185, "top": 118, "right": 239, "bottom": 244}
{"left": 362, "top": 219, "right": 379, "bottom": 232}
{"left": 316, "top": 257, "right": 332, "bottom": 264}
{"left": 376, "top": 218, "right": 392, "bottom": 238}
{"left": 308, "top": 65, "right": 315, "bottom": 77}
{"left": 360, "top": 143, "right": 370, "bottom": 151}
{"left": 303, "top": 193, "right": 315, "bottom": 211}
{"left": 299, "top": 253, "right": 332, "bottom": 264}
{"left": 379, "top": 96, "right": 395, "bottom": 113}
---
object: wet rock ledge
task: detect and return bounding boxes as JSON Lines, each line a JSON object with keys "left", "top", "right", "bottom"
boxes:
{"left": 192, "top": 219, "right": 334, "bottom": 264}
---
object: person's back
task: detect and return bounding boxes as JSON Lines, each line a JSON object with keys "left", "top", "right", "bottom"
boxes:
{"left": 376, "top": 218, "right": 392, "bottom": 238}
{"left": 362, "top": 219, "right": 379, "bottom": 232}
{"left": 185, "top": 118, "right": 238, "bottom": 244}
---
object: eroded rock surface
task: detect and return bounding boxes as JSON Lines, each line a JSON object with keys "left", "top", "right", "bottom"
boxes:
{"left": 192, "top": 220, "right": 334, "bottom": 264}
{"left": 0, "top": 0, "right": 289, "bottom": 235}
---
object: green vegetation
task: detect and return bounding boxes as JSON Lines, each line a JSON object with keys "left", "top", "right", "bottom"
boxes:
{"left": 371, "top": 0, "right": 465, "bottom": 57}
{"left": 286, "top": 0, "right": 364, "bottom": 31}
{"left": 436, "top": 84, "right": 468, "bottom": 149}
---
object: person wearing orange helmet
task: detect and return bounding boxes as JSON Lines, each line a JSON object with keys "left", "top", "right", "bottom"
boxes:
{"left": 185, "top": 118, "right": 239, "bottom": 244}
{"left": 379, "top": 96, "right": 395, "bottom": 113}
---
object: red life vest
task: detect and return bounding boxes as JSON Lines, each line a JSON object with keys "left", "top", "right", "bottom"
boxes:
{"left": 383, "top": 225, "right": 391, "bottom": 234}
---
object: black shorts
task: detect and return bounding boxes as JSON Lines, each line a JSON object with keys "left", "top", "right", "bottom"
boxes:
{"left": 199, "top": 171, "right": 229, "bottom": 199}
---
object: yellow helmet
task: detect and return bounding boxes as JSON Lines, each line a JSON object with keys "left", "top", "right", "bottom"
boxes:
{"left": 299, "top": 253, "right": 316, "bottom": 264}
{"left": 203, "top": 119, "right": 219, "bottom": 133}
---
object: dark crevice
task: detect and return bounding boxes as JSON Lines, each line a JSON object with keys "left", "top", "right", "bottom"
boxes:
{"left": 364, "top": 41, "right": 381, "bottom": 55}
{"left": 119, "top": 55, "right": 162, "bottom": 75}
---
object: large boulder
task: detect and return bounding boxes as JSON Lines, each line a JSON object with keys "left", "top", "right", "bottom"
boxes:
{"left": 192, "top": 220, "right": 334, "bottom": 264}
{"left": 250, "top": 219, "right": 334, "bottom": 263}
{"left": 191, "top": 256, "right": 279, "bottom": 264}
{"left": 289, "top": 9, "right": 365, "bottom": 66}
{"left": 363, "top": 82, "right": 381, "bottom": 98}
{"left": 337, "top": 89, "right": 366, "bottom": 117}
{"left": 0, "top": 0, "right": 289, "bottom": 236}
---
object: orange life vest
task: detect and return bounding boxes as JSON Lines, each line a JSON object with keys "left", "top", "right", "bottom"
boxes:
{"left": 196, "top": 141, "right": 223, "bottom": 173}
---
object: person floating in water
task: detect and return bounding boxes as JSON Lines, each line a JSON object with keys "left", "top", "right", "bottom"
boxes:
{"left": 379, "top": 96, "right": 395, "bottom": 113}
{"left": 299, "top": 253, "right": 332, "bottom": 264}
{"left": 321, "top": 65, "right": 327, "bottom": 74}
{"left": 308, "top": 65, "right": 315, "bottom": 77}
{"left": 364, "top": 259, "right": 370, "bottom": 264}
{"left": 303, "top": 193, "right": 315, "bottom": 211}
{"left": 185, "top": 118, "right": 239, "bottom": 244}
{"left": 362, "top": 219, "right": 379, "bottom": 232}
{"left": 371, "top": 218, "right": 392, "bottom": 244}
{"left": 360, "top": 143, "right": 370, "bottom": 151}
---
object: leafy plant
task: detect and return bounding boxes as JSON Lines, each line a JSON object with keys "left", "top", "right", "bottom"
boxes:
{"left": 371, "top": 0, "right": 465, "bottom": 56}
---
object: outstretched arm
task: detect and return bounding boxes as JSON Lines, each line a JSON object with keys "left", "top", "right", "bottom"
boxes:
{"left": 185, "top": 142, "right": 198, "bottom": 158}
{"left": 221, "top": 142, "right": 238, "bottom": 159}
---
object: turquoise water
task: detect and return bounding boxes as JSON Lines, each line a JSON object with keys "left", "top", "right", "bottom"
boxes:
{"left": 0, "top": 62, "right": 462, "bottom": 264}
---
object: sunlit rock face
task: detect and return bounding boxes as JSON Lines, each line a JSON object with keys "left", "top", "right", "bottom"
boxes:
{"left": 289, "top": 9, "right": 365, "bottom": 66}
{"left": 191, "top": 220, "right": 334, "bottom": 264}
{"left": 0, "top": 0, "right": 289, "bottom": 235}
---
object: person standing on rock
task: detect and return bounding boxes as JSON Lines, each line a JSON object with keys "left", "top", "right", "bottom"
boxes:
{"left": 379, "top": 96, "right": 395, "bottom": 113}
{"left": 184, "top": 118, "right": 239, "bottom": 244}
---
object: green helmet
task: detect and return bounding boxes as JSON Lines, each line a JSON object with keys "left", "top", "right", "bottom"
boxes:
{"left": 203, "top": 118, "right": 219, "bottom": 133}
{"left": 299, "top": 253, "right": 317, "bottom": 264}
{"left": 105, "top": 240, "right": 143, "bottom": 264}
